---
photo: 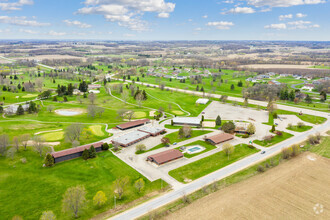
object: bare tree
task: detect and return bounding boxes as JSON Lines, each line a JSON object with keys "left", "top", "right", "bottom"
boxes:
{"left": 35, "top": 78, "right": 44, "bottom": 92}
{"left": 20, "top": 134, "right": 31, "bottom": 151}
{"left": 65, "top": 123, "right": 84, "bottom": 143}
{"left": 47, "top": 105, "right": 54, "bottom": 113}
{"left": 87, "top": 104, "right": 97, "bottom": 118}
{"left": 117, "top": 108, "right": 127, "bottom": 120}
{"left": 126, "top": 110, "right": 135, "bottom": 121}
{"left": 62, "top": 186, "right": 86, "bottom": 218}
{"left": 182, "top": 125, "right": 192, "bottom": 138}
{"left": 88, "top": 93, "right": 96, "bottom": 104}
{"left": 135, "top": 93, "right": 144, "bottom": 108}
{"left": 13, "top": 136, "right": 20, "bottom": 152}
{"left": 33, "top": 136, "right": 45, "bottom": 157}
{"left": 121, "top": 90, "right": 129, "bottom": 104}
{"left": 0, "top": 134, "right": 9, "bottom": 156}
{"left": 114, "top": 177, "right": 129, "bottom": 199}
{"left": 77, "top": 95, "right": 83, "bottom": 104}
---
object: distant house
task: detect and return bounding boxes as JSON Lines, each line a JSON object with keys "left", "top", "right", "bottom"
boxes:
{"left": 176, "top": 76, "right": 187, "bottom": 80}
{"left": 205, "top": 133, "right": 234, "bottom": 145}
{"left": 116, "top": 119, "right": 150, "bottom": 130}
{"left": 256, "top": 74, "right": 270, "bottom": 79}
{"left": 301, "top": 84, "right": 315, "bottom": 91}
{"left": 88, "top": 84, "right": 101, "bottom": 90}
{"left": 172, "top": 117, "right": 201, "bottom": 126}
{"left": 51, "top": 142, "right": 104, "bottom": 163}
{"left": 73, "top": 89, "right": 83, "bottom": 95}
{"left": 266, "top": 72, "right": 276, "bottom": 76}
{"left": 268, "top": 80, "right": 281, "bottom": 86}
{"left": 147, "top": 149, "right": 183, "bottom": 165}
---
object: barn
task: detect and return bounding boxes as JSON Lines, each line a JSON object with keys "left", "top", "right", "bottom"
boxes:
{"left": 205, "top": 133, "right": 234, "bottom": 145}
{"left": 147, "top": 149, "right": 183, "bottom": 165}
{"left": 116, "top": 119, "right": 150, "bottom": 130}
{"left": 51, "top": 142, "right": 103, "bottom": 163}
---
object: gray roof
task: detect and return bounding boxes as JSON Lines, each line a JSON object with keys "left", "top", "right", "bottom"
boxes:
{"left": 112, "top": 131, "right": 150, "bottom": 145}
{"left": 138, "top": 126, "right": 165, "bottom": 135}
{"left": 172, "top": 117, "right": 201, "bottom": 125}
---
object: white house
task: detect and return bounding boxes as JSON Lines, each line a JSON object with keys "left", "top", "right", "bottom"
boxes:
{"left": 301, "top": 84, "right": 315, "bottom": 91}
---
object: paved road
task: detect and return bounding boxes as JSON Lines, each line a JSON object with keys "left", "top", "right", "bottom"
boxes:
{"left": 111, "top": 118, "right": 329, "bottom": 220}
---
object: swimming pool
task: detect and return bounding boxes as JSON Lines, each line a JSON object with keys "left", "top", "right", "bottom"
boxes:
{"left": 185, "top": 145, "right": 205, "bottom": 154}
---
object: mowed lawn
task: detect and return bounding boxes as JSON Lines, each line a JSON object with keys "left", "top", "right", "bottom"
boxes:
{"left": 0, "top": 150, "right": 165, "bottom": 220}
{"left": 165, "top": 130, "right": 212, "bottom": 144}
{"left": 176, "top": 140, "right": 217, "bottom": 158}
{"left": 253, "top": 131, "right": 294, "bottom": 147}
{"left": 286, "top": 125, "right": 313, "bottom": 132}
{"left": 169, "top": 144, "right": 260, "bottom": 183}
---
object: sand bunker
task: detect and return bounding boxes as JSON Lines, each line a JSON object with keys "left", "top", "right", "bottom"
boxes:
{"left": 55, "top": 108, "right": 85, "bottom": 116}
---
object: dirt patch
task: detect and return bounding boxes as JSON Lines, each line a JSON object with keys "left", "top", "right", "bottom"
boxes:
{"left": 55, "top": 108, "right": 86, "bottom": 116}
{"left": 165, "top": 153, "right": 330, "bottom": 220}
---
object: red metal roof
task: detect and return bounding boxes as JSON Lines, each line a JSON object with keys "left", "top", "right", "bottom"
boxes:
{"left": 206, "top": 133, "right": 234, "bottom": 144}
{"left": 147, "top": 149, "right": 183, "bottom": 164}
{"left": 51, "top": 142, "right": 104, "bottom": 158}
{"left": 116, "top": 119, "right": 150, "bottom": 130}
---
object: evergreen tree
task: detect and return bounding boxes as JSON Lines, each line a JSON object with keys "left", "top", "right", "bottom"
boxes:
{"left": 215, "top": 115, "right": 222, "bottom": 126}
{"left": 289, "top": 90, "right": 295, "bottom": 101}
{"left": 79, "top": 81, "right": 88, "bottom": 92}
{"left": 305, "top": 94, "right": 312, "bottom": 103}
{"left": 53, "top": 96, "right": 58, "bottom": 102}
{"left": 101, "top": 143, "right": 109, "bottom": 150}
{"left": 196, "top": 85, "right": 199, "bottom": 91}
{"left": 67, "top": 83, "right": 73, "bottom": 96}
{"left": 230, "top": 84, "right": 235, "bottom": 90}
{"left": 16, "top": 104, "right": 24, "bottom": 115}
{"left": 89, "top": 145, "right": 96, "bottom": 158}
{"left": 0, "top": 106, "right": 3, "bottom": 113}
{"left": 28, "top": 101, "right": 37, "bottom": 113}
{"left": 63, "top": 96, "right": 68, "bottom": 102}
{"left": 142, "top": 90, "right": 147, "bottom": 100}
{"left": 82, "top": 149, "right": 89, "bottom": 160}
{"left": 44, "top": 154, "right": 55, "bottom": 167}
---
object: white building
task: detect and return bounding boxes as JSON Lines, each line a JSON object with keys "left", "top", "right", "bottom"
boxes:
{"left": 196, "top": 98, "right": 209, "bottom": 105}
{"left": 172, "top": 117, "right": 202, "bottom": 126}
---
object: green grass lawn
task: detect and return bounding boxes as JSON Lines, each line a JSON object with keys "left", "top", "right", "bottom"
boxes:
{"left": 89, "top": 125, "right": 105, "bottom": 136}
{"left": 286, "top": 125, "right": 313, "bottom": 132}
{"left": 276, "top": 109, "right": 326, "bottom": 124}
{"left": 176, "top": 140, "right": 217, "bottom": 158}
{"left": 165, "top": 130, "right": 212, "bottom": 144}
{"left": 253, "top": 131, "right": 294, "bottom": 147}
{"left": 169, "top": 144, "right": 259, "bottom": 183}
{"left": 0, "top": 150, "right": 166, "bottom": 220}
{"left": 303, "top": 135, "right": 330, "bottom": 158}
{"left": 41, "top": 131, "right": 64, "bottom": 141}
{"left": 309, "top": 65, "right": 330, "bottom": 69}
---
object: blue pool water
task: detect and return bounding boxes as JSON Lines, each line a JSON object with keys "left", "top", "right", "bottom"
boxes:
{"left": 188, "top": 147, "right": 202, "bottom": 153}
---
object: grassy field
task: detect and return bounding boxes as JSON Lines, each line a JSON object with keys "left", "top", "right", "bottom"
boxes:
{"left": 176, "top": 140, "right": 217, "bottom": 158}
{"left": 0, "top": 150, "right": 166, "bottom": 220}
{"left": 89, "top": 125, "right": 105, "bottom": 136}
{"left": 286, "top": 125, "right": 313, "bottom": 132}
{"left": 253, "top": 131, "right": 294, "bottom": 147}
{"left": 169, "top": 144, "right": 259, "bottom": 183}
{"left": 304, "top": 134, "right": 330, "bottom": 158}
{"left": 309, "top": 65, "right": 330, "bottom": 69}
{"left": 164, "top": 130, "right": 212, "bottom": 144}
{"left": 41, "top": 131, "right": 64, "bottom": 141}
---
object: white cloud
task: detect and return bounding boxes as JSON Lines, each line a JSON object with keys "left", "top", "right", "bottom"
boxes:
{"left": 123, "top": 33, "right": 135, "bottom": 37}
{"left": 206, "top": 21, "right": 234, "bottom": 30}
{"left": 264, "top": 23, "right": 287, "bottom": 29}
{"left": 78, "top": 0, "right": 175, "bottom": 31}
{"left": 48, "top": 30, "right": 66, "bottom": 36}
{"left": 296, "top": 13, "right": 307, "bottom": 18}
{"left": 188, "top": 18, "right": 193, "bottom": 22}
{"left": 202, "top": 15, "right": 208, "bottom": 18}
{"left": 223, "top": 0, "right": 234, "bottom": 3}
{"left": 246, "top": 0, "right": 326, "bottom": 8}
{"left": 63, "top": 20, "right": 91, "bottom": 28}
{"left": 19, "top": 29, "right": 38, "bottom": 34}
{"left": 0, "top": 0, "right": 33, "bottom": 11}
{"left": 279, "top": 14, "right": 292, "bottom": 20}
{"left": 0, "top": 28, "right": 11, "bottom": 33}
{"left": 194, "top": 27, "right": 202, "bottom": 31}
{"left": 224, "top": 6, "right": 255, "bottom": 14}
{"left": 0, "top": 16, "right": 50, "bottom": 26}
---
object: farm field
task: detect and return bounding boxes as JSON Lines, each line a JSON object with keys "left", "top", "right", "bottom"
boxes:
{"left": 164, "top": 152, "right": 330, "bottom": 220}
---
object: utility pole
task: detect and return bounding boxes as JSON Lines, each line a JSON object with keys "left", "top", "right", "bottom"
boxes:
{"left": 114, "top": 195, "right": 116, "bottom": 209}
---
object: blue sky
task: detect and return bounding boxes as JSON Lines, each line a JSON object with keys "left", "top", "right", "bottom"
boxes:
{"left": 0, "top": 0, "right": 329, "bottom": 40}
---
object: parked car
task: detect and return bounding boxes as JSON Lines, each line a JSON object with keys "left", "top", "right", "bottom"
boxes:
{"left": 202, "top": 112, "right": 205, "bottom": 114}
{"left": 261, "top": 151, "right": 266, "bottom": 154}
{"left": 173, "top": 142, "right": 177, "bottom": 145}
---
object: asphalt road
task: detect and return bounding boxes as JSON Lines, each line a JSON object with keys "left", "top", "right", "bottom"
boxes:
{"left": 111, "top": 118, "right": 329, "bottom": 220}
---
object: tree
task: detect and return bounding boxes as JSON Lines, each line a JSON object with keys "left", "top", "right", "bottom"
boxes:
{"left": 101, "top": 143, "right": 109, "bottom": 150}
{"left": 267, "top": 100, "right": 277, "bottom": 113}
{"left": 0, "top": 106, "right": 3, "bottom": 114}
{"left": 134, "top": 178, "right": 145, "bottom": 193}
{"left": 33, "top": 136, "right": 45, "bottom": 157}
{"left": 16, "top": 105, "right": 24, "bottom": 115}
{"left": 47, "top": 105, "right": 54, "bottom": 113}
{"left": 65, "top": 123, "right": 83, "bottom": 142}
{"left": 215, "top": 115, "right": 222, "bottom": 126}
{"left": 246, "top": 123, "right": 256, "bottom": 135}
{"left": 38, "top": 90, "right": 52, "bottom": 99}
{"left": 182, "top": 125, "right": 192, "bottom": 138}
{"left": 82, "top": 149, "right": 89, "bottom": 160}
{"left": 243, "top": 97, "right": 248, "bottom": 107}
{"left": 305, "top": 94, "right": 312, "bottom": 103}
{"left": 114, "top": 177, "right": 129, "bottom": 199}
{"left": 0, "top": 134, "right": 9, "bottom": 156}
{"left": 136, "top": 144, "right": 146, "bottom": 152}
{"left": 121, "top": 90, "right": 129, "bottom": 104}
{"left": 40, "top": 211, "right": 56, "bottom": 220}
{"left": 44, "top": 154, "right": 54, "bottom": 167}
{"left": 89, "top": 145, "right": 96, "bottom": 158}
{"left": 161, "top": 137, "right": 170, "bottom": 146}
{"left": 93, "top": 191, "right": 107, "bottom": 207}
{"left": 88, "top": 93, "right": 96, "bottom": 104}
{"left": 222, "top": 143, "right": 234, "bottom": 160}
{"left": 271, "top": 125, "right": 275, "bottom": 132}
{"left": 222, "top": 121, "right": 235, "bottom": 133}
{"left": 219, "top": 95, "right": 228, "bottom": 103}
{"left": 62, "top": 186, "right": 87, "bottom": 218}
{"left": 230, "top": 84, "right": 235, "bottom": 90}
{"left": 79, "top": 81, "right": 88, "bottom": 92}
{"left": 13, "top": 136, "right": 20, "bottom": 152}
{"left": 87, "top": 105, "right": 97, "bottom": 118}
{"left": 320, "top": 91, "right": 327, "bottom": 101}
{"left": 20, "top": 134, "right": 30, "bottom": 151}
{"left": 135, "top": 92, "right": 144, "bottom": 108}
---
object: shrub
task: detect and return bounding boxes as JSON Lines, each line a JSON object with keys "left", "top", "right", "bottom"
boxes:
{"left": 281, "top": 147, "right": 291, "bottom": 159}
{"left": 136, "top": 144, "right": 146, "bottom": 153}
{"left": 287, "top": 123, "right": 293, "bottom": 129}
{"left": 271, "top": 125, "right": 275, "bottom": 132}
{"left": 247, "top": 145, "right": 255, "bottom": 149}
{"left": 20, "top": 158, "right": 27, "bottom": 164}
{"left": 308, "top": 135, "right": 319, "bottom": 145}
{"left": 101, "top": 143, "right": 109, "bottom": 150}
{"left": 265, "top": 163, "right": 270, "bottom": 168}
{"left": 89, "top": 145, "right": 96, "bottom": 158}
{"left": 273, "top": 112, "right": 278, "bottom": 119}
{"left": 82, "top": 149, "right": 89, "bottom": 160}
{"left": 222, "top": 121, "right": 235, "bottom": 133}
{"left": 274, "top": 131, "right": 283, "bottom": 136}
{"left": 291, "top": 144, "right": 300, "bottom": 157}
{"left": 182, "top": 195, "right": 191, "bottom": 204}
{"left": 257, "top": 165, "right": 265, "bottom": 172}
{"left": 243, "top": 134, "right": 250, "bottom": 138}
{"left": 263, "top": 135, "right": 273, "bottom": 142}
{"left": 297, "top": 122, "right": 305, "bottom": 128}
{"left": 44, "top": 154, "right": 54, "bottom": 167}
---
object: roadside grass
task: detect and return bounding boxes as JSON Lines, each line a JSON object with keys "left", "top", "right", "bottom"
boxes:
{"left": 309, "top": 65, "right": 330, "bottom": 69}
{"left": 175, "top": 140, "right": 217, "bottom": 158}
{"left": 286, "top": 125, "right": 313, "bottom": 132}
{"left": 276, "top": 109, "right": 326, "bottom": 124}
{"left": 169, "top": 144, "right": 260, "bottom": 183}
{"left": 41, "top": 131, "right": 64, "bottom": 141}
{"left": 0, "top": 150, "right": 166, "bottom": 220}
{"left": 253, "top": 131, "right": 293, "bottom": 147}
{"left": 303, "top": 135, "right": 330, "bottom": 158}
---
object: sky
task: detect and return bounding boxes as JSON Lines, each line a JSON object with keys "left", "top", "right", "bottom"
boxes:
{"left": 0, "top": 0, "right": 329, "bottom": 41}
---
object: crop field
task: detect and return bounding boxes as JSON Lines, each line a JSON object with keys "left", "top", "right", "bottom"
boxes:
{"left": 165, "top": 153, "right": 330, "bottom": 220}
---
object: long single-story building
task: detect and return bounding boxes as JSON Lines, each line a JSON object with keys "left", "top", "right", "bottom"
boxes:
{"left": 137, "top": 126, "right": 165, "bottom": 136}
{"left": 147, "top": 149, "right": 183, "bottom": 165}
{"left": 88, "top": 84, "right": 101, "bottom": 90}
{"left": 112, "top": 131, "right": 150, "bottom": 147}
{"left": 51, "top": 142, "right": 104, "bottom": 163}
{"left": 116, "top": 119, "right": 150, "bottom": 130}
{"left": 172, "top": 117, "right": 201, "bottom": 127}
{"left": 205, "top": 133, "right": 234, "bottom": 145}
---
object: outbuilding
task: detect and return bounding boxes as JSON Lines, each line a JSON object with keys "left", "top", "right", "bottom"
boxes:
{"left": 205, "top": 133, "right": 234, "bottom": 145}
{"left": 172, "top": 117, "right": 201, "bottom": 127}
{"left": 196, "top": 98, "right": 209, "bottom": 105}
{"left": 51, "top": 142, "right": 103, "bottom": 163}
{"left": 147, "top": 149, "right": 183, "bottom": 165}
{"left": 116, "top": 119, "right": 150, "bottom": 130}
